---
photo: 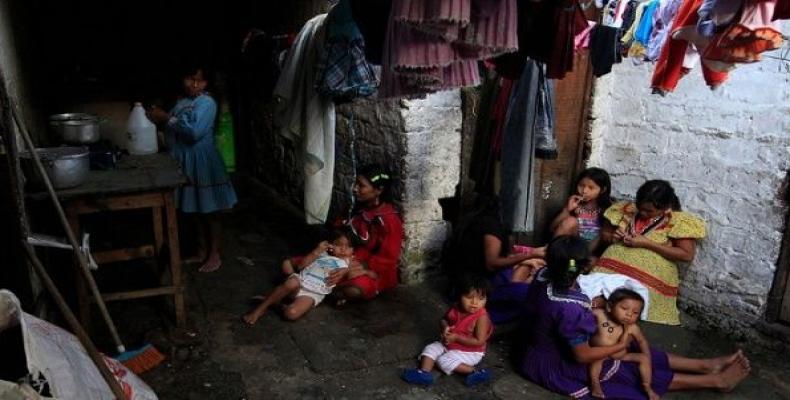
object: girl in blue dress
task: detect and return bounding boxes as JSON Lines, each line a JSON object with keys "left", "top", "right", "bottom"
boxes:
{"left": 148, "top": 64, "right": 237, "bottom": 272}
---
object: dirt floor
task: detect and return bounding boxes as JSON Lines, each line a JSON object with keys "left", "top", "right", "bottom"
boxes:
{"left": 99, "top": 181, "right": 790, "bottom": 400}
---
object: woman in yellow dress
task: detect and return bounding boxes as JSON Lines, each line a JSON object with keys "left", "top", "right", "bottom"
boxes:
{"left": 594, "top": 180, "right": 706, "bottom": 325}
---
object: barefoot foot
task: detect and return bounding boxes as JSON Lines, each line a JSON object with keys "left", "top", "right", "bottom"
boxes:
{"left": 645, "top": 388, "right": 660, "bottom": 400}
{"left": 242, "top": 309, "right": 265, "bottom": 325}
{"left": 198, "top": 256, "right": 222, "bottom": 273}
{"left": 591, "top": 385, "right": 605, "bottom": 398}
{"left": 706, "top": 350, "right": 743, "bottom": 374}
{"left": 716, "top": 358, "right": 751, "bottom": 393}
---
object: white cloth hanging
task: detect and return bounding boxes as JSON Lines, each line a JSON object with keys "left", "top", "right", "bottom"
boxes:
{"left": 273, "top": 14, "right": 336, "bottom": 224}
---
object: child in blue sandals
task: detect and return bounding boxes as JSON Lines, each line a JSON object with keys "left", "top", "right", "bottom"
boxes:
{"left": 401, "top": 274, "right": 493, "bottom": 387}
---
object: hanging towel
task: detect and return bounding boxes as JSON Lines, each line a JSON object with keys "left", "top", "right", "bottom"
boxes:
{"left": 273, "top": 14, "right": 336, "bottom": 224}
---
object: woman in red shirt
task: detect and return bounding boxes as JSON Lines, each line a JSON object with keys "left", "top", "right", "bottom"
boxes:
{"left": 329, "top": 164, "right": 404, "bottom": 302}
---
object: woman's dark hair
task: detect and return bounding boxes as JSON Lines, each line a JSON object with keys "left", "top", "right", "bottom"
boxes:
{"left": 357, "top": 163, "right": 394, "bottom": 202}
{"left": 576, "top": 167, "right": 612, "bottom": 211}
{"left": 455, "top": 273, "right": 490, "bottom": 299}
{"left": 546, "top": 235, "right": 591, "bottom": 288}
{"left": 636, "top": 180, "right": 681, "bottom": 211}
{"left": 607, "top": 288, "right": 645, "bottom": 315}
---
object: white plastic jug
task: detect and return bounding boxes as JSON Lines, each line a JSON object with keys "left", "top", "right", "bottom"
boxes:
{"left": 126, "top": 102, "right": 158, "bottom": 155}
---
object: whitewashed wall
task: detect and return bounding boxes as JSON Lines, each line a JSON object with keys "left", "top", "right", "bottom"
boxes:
{"left": 399, "top": 90, "right": 462, "bottom": 282}
{"left": 588, "top": 23, "right": 790, "bottom": 334}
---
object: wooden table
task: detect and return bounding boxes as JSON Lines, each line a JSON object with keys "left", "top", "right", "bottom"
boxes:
{"left": 32, "top": 153, "right": 188, "bottom": 326}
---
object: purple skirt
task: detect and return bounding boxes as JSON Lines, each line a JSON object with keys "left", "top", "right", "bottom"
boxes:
{"left": 520, "top": 346, "right": 674, "bottom": 399}
{"left": 487, "top": 268, "right": 531, "bottom": 325}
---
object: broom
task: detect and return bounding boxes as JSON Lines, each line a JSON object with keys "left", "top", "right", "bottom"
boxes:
{"left": 114, "top": 344, "right": 166, "bottom": 374}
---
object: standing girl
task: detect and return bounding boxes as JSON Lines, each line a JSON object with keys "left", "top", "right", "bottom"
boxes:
{"left": 594, "top": 180, "right": 705, "bottom": 325}
{"left": 518, "top": 235, "right": 751, "bottom": 399}
{"left": 550, "top": 167, "right": 612, "bottom": 253}
{"left": 401, "top": 274, "right": 494, "bottom": 387}
{"left": 147, "top": 64, "right": 237, "bottom": 273}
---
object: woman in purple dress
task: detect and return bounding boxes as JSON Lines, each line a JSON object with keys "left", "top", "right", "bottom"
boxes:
{"left": 519, "top": 236, "right": 751, "bottom": 399}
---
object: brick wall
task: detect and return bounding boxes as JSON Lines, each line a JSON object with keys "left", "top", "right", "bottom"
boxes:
{"left": 588, "top": 25, "right": 790, "bottom": 335}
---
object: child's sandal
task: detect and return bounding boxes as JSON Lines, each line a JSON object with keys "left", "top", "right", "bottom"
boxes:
{"left": 401, "top": 368, "right": 434, "bottom": 386}
{"left": 464, "top": 368, "right": 491, "bottom": 387}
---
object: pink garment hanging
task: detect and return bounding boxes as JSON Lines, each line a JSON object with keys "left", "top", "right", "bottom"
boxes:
{"left": 380, "top": 0, "right": 518, "bottom": 97}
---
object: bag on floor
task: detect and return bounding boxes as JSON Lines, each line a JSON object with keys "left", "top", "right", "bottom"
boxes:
{"left": 0, "top": 289, "right": 157, "bottom": 400}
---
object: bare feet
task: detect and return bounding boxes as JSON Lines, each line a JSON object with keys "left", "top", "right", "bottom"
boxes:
{"left": 716, "top": 355, "right": 751, "bottom": 392}
{"left": 706, "top": 350, "right": 743, "bottom": 374}
{"left": 591, "top": 385, "right": 605, "bottom": 398}
{"left": 242, "top": 309, "right": 264, "bottom": 325}
{"left": 198, "top": 256, "right": 222, "bottom": 273}
{"left": 645, "top": 388, "right": 660, "bottom": 400}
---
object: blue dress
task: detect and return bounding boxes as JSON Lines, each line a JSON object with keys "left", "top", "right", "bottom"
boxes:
{"left": 166, "top": 94, "right": 237, "bottom": 213}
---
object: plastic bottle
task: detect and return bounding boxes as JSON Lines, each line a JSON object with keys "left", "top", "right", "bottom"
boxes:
{"left": 215, "top": 103, "right": 236, "bottom": 173}
{"left": 126, "top": 102, "right": 158, "bottom": 155}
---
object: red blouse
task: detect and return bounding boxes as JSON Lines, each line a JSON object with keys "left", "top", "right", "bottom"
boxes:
{"left": 348, "top": 202, "right": 403, "bottom": 291}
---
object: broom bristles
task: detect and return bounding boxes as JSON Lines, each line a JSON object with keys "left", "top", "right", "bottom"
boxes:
{"left": 116, "top": 344, "right": 165, "bottom": 375}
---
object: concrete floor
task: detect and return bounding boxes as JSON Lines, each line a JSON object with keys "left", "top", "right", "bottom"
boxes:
{"left": 129, "top": 185, "right": 790, "bottom": 400}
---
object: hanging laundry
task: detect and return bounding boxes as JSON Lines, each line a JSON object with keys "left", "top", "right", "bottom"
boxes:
{"left": 534, "top": 77, "right": 558, "bottom": 159}
{"left": 621, "top": 0, "right": 648, "bottom": 52}
{"left": 575, "top": 21, "right": 598, "bottom": 51}
{"left": 651, "top": 0, "right": 729, "bottom": 93}
{"left": 273, "top": 14, "right": 336, "bottom": 224}
{"left": 697, "top": 0, "right": 742, "bottom": 38}
{"left": 590, "top": 25, "right": 624, "bottom": 76}
{"left": 634, "top": 0, "right": 661, "bottom": 46}
{"left": 315, "top": 0, "right": 379, "bottom": 102}
{"left": 645, "top": 0, "right": 684, "bottom": 61}
{"left": 702, "top": 0, "right": 784, "bottom": 64}
{"left": 380, "top": 0, "right": 518, "bottom": 98}
{"left": 490, "top": 0, "right": 588, "bottom": 80}
{"left": 470, "top": 73, "right": 513, "bottom": 193}
{"left": 500, "top": 60, "right": 547, "bottom": 233}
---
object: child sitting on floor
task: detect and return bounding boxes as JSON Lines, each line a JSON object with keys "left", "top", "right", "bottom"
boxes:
{"left": 589, "top": 288, "right": 659, "bottom": 400}
{"left": 242, "top": 229, "right": 354, "bottom": 324}
{"left": 401, "top": 274, "right": 494, "bottom": 387}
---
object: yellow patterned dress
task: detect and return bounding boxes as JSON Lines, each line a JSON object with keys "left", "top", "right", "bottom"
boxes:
{"left": 592, "top": 201, "right": 706, "bottom": 325}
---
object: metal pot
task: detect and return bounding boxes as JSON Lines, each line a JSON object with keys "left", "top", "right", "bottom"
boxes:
{"left": 20, "top": 147, "right": 90, "bottom": 189}
{"left": 49, "top": 113, "right": 102, "bottom": 144}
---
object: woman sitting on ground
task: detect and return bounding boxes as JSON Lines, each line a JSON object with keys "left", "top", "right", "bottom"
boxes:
{"left": 518, "top": 235, "right": 750, "bottom": 399}
{"left": 593, "top": 180, "right": 706, "bottom": 325}
{"left": 443, "top": 195, "right": 545, "bottom": 324}
{"left": 327, "top": 164, "right": 404, "bottom": 303}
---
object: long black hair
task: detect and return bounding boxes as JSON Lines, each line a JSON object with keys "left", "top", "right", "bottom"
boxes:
{"left": 636, "top": 180, "right": 681, "bottom": 211}
{"left": 576, "top": 167, "right": 612, "bottom": 211}
{"left": 356, "top": 163, "right": 395, "bottom": 204}
{"left": 546, "top": 235, "right": 591, "bottom": 288}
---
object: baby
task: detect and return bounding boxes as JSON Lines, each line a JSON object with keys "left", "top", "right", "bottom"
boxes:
{"left": 589, "top": 288, "right": 659, "bottom": 400}
{"left": 401, "top": 274, "right": 493, "bottom": 387}
{"left": 243, "top": 229, "right": 354, "bottom": 324}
